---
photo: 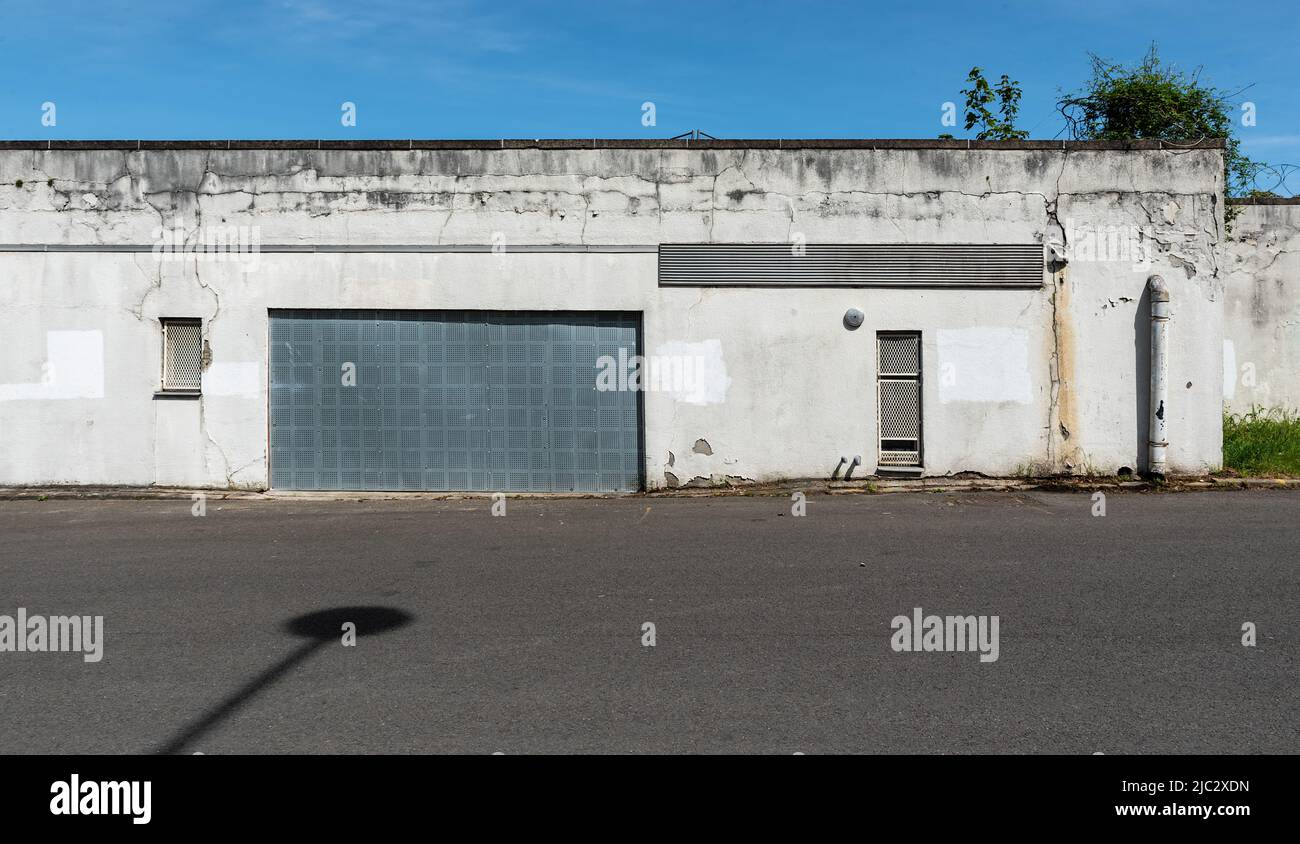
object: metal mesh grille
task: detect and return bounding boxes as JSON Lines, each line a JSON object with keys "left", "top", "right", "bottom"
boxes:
{"left": 163, "top": 321, "right": 202, "bottom": 390}
{"left": 878, "top": 334, "right": 920, "bottom": 376}
{"left": 878, "top": 380, "right": 919, "bottom": 438}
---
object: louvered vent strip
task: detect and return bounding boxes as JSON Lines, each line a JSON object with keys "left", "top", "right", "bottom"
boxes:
{"left": 659, "top": 244, "right": 1043, "bottom": 287}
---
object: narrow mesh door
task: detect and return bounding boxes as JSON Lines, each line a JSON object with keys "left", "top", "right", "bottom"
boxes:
{"left": 877, "top": 333, "right": 921, "bottom": 468}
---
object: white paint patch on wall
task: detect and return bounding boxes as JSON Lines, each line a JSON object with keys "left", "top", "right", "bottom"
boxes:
{"left": 1222, "top": 339, "right": 1236, "bottom": 401}
{"left": 0, "top": 330, "right": 104, "bottom": 400}
{"left": 937, "top": 327, "right": 1031, "bottom": 404}
{"left": 203, "top": 362, "right": 261, "bottom": 397}
{"left": 652, "top": 339, "right": 731, "bottom": 405}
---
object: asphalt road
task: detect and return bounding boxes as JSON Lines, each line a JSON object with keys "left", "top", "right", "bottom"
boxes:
{"left": 1, "top": 489, "right": 1296, "bottom": 754}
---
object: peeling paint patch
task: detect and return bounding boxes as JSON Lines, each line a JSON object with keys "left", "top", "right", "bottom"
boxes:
{"left": 692, "top": 438, "right": 713, "bottom": 455}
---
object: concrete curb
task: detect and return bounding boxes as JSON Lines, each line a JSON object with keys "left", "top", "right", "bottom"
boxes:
{"left": 1, "top": 476, "right": 1296, "bottom": 502}
{"left": 0, "top": 486, "right": 272, "bottom": 501}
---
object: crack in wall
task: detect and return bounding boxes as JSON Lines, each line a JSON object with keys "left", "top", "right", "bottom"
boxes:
{"left": 1045, "top": 148, "right": 1072, "bottom": 472}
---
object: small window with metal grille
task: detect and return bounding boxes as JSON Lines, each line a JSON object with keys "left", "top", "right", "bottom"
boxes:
{"left": 161, "top": 319, "right": 203, "bottom": 392}
{"left": 877, "top": 332, "right": 922, "bottom": 470}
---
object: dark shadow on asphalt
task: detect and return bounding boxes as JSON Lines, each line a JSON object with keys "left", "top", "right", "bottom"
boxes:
{"left": 155, "top": 606, "right": 412, "bottom": 755}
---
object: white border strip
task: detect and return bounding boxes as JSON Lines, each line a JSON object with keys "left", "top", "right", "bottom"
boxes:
{"left": 0, "top": 244, "right": 660, "bottom": 253}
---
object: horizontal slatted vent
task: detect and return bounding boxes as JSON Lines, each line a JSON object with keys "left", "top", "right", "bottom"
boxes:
{"left": 878, "top": 448, "right": 922, "bottom": 467}
{"left": 658, "top": 243, "right": 1043, "bottom": 287}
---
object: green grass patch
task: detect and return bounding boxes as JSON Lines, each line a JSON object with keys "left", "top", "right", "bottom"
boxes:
{"left": 1223, "top": 406, "right": 1300, "bottom": 476}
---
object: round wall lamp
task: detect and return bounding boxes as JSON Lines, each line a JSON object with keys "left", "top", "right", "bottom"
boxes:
{"left": 843, "top": 308, "right": 864, "bottom": 330}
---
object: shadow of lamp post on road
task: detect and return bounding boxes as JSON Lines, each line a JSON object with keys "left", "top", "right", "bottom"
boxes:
{"left": 156, "top": 606, "right": 413, "bottom": 755}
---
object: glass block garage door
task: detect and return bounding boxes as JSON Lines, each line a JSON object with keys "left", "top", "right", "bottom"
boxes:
{"left": 269, "top": 311, "right": 643, "bottom": 492}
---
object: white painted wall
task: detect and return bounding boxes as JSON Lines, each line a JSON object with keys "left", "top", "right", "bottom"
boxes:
{"left": 0, "top": 144, "right": 1226, "bottom": 488}
{"left": 1224, "top": 202, "right": 1300, "bottom": 414}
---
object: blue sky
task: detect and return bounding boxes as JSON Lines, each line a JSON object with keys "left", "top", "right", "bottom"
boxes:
{"left": 1, "top": 0, "right": 1296, "bottom": 191}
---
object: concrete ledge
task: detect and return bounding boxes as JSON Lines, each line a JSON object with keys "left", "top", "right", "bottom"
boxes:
{"left": 1, "top": 475, "right": 1295, "bottom": 501}
{"left": 1226, "top": 196, "right": 1300, "bottom": 205}
{"left": 0, "top": 138, "right": 1228, "bottom": 152}
{"left": 0, "top": 486, "right": 272, "bottom": 501}
{"left": 1204, "top": 476, "right": 1300, "bottom": 488}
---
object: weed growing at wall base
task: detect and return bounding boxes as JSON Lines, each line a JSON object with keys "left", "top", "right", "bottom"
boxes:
{"left": 1223, "top": 406, "right": 1300, "bottom": 476}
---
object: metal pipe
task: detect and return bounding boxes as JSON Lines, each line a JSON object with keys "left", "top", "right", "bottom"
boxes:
{"left": 1148, "top": 275, "right": 1170, "bottom": 478}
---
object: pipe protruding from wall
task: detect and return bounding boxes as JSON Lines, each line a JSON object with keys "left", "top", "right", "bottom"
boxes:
{"left": 845, "top": 455, "right": 862, "bottom": 480}
{"left": 1148, "top": 274, "right": 1170, "bottom": 479}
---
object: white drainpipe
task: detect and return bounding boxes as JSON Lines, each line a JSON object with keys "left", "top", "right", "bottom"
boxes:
{"left": 1148, "top": 275, "right": 1170, "bottom": 478}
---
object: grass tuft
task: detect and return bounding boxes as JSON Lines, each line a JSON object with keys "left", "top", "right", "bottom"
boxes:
{"left": 1223, "top": 406, "right": 1300, "bottom": 477}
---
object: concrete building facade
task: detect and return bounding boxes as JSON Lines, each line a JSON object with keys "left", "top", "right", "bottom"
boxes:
{"left": 0, "top": 139, "right": 1228, "bottom": 491}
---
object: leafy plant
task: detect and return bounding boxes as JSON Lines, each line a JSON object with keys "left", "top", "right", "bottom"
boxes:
{"left": 960, "top": 67, "right": 1029, "bottom": 140}
{"left": 1057, "top": 44, "right": 1259, "bottom": 219}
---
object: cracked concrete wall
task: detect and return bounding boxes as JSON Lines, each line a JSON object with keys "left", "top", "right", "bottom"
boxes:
{"left": 0, "top": 145, "right": 1224, "bottom": 488}
{"left": 1224, "top": 203, "right": 1300, "bottom": 414}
